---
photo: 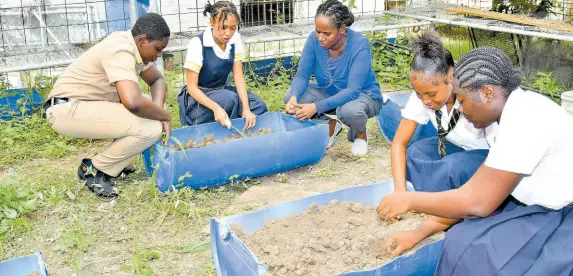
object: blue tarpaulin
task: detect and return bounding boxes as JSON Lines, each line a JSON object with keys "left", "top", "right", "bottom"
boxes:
{"left": 0, "top": 252, "right": 49, "bottom": 276}
{"left": 210, "top": 180, "right": 443, "bottom": 276}
{"left": 143, "top": 112, "right": 329, "bottom": 192}
{"left": 0, "top": 88, "right": 44, "bottom": 120}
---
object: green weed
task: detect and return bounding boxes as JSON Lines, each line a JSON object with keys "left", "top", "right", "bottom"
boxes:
{"left": 0, "top": 179, "right": 38, "bottom": 241}
{"left": 313, "top": 159, "right": 339, "bottom": 177}
{"left": 55, "top": 211, "right": 91, "bottom": 253}
{"left": 121, "top": 241, "right": 161, "bottom": 276}
{"left": 525, "top": 71, "right": 567, "bottom": 104}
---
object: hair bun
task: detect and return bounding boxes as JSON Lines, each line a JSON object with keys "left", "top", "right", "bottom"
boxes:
{"left": 411, "top": 32, "right": 446, "bottom": 60}
{"left": 203, "top": 1, "right": 213, "bottom": 17}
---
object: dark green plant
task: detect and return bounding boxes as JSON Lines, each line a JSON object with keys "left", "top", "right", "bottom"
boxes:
{"left": 367, "top": 32, "right": 413, "bottom": 91}
{"left": 525, "top": 71, "right": 568, "bottom": 104}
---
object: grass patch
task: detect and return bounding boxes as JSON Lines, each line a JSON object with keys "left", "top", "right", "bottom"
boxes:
{"left": 0, "top": 114, "right": 95, "bottom": 165}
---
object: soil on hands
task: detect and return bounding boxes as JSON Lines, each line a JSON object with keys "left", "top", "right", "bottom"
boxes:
{"left": 170, "top": 128, "right": 273, "bottom": 151}
{"left": 231, "top": 200, "right": 443, "bottom": 276}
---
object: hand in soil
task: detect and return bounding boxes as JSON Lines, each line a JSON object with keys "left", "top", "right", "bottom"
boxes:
{"left": 293, "top": 103, "right": 317, "bottom": 121}
{"left": 376, "top": 192, "right": 411, "bottom": 221}
{"left": 242, "top": 109, "right": 257, "bottom": 130}
{"left": 285, "top": 96, "right": 298, "bottom": 115}
{"left": 232, "top": 201, "right": 440, "bottom": 276}
{"left": 386, "top": 230, "right": 419, "bottom": 257}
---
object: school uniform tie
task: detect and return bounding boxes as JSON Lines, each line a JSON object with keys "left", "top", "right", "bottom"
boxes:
{"left": 435, "top": 109, "right": 461, "bottom": 158}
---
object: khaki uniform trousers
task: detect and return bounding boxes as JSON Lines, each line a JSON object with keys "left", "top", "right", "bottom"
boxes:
{"left": 46, "top": 99, "right": 162, "bottom": 177}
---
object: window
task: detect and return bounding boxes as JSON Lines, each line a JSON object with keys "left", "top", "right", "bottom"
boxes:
{"left": 240, "top": 0, "right": 294, "bottom": 27}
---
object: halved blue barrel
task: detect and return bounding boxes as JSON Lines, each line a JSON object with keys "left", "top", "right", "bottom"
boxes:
{"left": 210, "top": 180, "right": 443, "bottom": 276}
{"left": 0, "top": 252, "right": 49, "bottom": 276}
{"left": 143, "top": 112, "right": 329, "bottom": 192}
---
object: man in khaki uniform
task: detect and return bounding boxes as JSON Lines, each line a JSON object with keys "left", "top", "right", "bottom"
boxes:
{"left": 45, "top": 13, "right": 171, "bottom": 198}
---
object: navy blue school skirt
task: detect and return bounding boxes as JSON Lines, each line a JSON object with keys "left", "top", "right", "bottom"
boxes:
{"left": 437, "top": 201, "right": 573, "bottom": 275}
{"left": 177, "top": 86, "right": 268, "bottom": 126}
{"left": 406, "top": 137, "right": 489, "bottom": 192}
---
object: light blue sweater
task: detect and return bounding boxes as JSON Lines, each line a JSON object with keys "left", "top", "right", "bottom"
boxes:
{"left": 290, "top": 29, "right": 383, "bottom": 114}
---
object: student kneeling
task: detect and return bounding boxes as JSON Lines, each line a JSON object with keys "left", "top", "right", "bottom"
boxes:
{"left": 378, "top": 47, "right": 573, "bottom": 275}
{"left": 178, "top": 1, "right": 268, "bottom": 129}
{"left": 45, "top": 14, "right": 172, "bottom": 198}
{"left": 284, "top": 0, "right": 384, "bottom": 156}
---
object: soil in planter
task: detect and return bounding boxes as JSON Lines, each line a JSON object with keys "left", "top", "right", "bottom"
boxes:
{"left": 231, "top": 200, "right": 444, "bottom": 276}
{"left": 170, "top": 128, "right": 273, "bottom": 151}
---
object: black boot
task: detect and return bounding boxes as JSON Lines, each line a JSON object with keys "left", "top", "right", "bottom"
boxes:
{"left": 78, "top": 159, "right": 118, "bottom": 198}
{"left": 78, "top": 159, "right": 136, "bottom": 180}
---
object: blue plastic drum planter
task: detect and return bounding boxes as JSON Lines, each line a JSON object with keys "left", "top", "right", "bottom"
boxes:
{"left": 210, "top": 180, "right": 444, "bottom": 276}
{"left": 0, "top": 252, "right": 49, "bottom": 276}
{"left": 0, "top": 88, "right": 44, "bottom": 120}
{"left": 142, "top": 112, "right": 329, "bottom": 192}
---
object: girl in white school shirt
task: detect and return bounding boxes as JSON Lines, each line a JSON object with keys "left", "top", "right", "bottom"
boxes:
{"left": 378, "top": 47, "right": 573, "bottom": 275}
{"left": 177, "top": 1, "right": 268, "bottom": 129}
{"left": 385, "top": 33, "right": 497, "bottom": 194}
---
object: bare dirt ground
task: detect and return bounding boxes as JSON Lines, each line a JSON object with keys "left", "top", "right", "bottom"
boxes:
{"left": 1, "top": 119, "right": 429, "bottom": 276}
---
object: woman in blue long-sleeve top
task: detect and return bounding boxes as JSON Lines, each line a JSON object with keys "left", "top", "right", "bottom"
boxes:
{"left": 284, "top": 0, "right": 384, "bottom": 156}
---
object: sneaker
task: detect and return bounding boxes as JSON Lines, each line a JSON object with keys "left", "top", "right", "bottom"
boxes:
{"left": 351, "top": 134, "right": 368, "bottom": 156}
{"left": 78, "top": 159, "right": 135, "bottom": 180}
{"left": 78, "top": 159, "right": 118, "bottom": 198}
{"left": 327, "top": 120, "right": 343, "bottom": 149}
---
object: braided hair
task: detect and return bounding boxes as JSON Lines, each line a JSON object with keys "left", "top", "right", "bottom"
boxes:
{"left": 203, "top": 1, "right": 240, "bottom": 29}
{"left": 316, "top": 0, "right": 355, "bottom": 28}
{"left": 411, "top": 32, "right": 454, "bottom": 78}
{"left": 454, "top": 47, "right": 522, "bottom": 98}
{"left": 131, "top": 13, "right": 170, "bottom": 41}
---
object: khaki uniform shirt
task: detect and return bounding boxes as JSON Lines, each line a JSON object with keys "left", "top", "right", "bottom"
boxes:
{"left": 48, "top": 31, "right": 152, "bottom": 103}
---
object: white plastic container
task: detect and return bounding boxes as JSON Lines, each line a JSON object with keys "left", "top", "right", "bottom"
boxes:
{"left": 561, "top": 91, "right": 573, "bottom": 117}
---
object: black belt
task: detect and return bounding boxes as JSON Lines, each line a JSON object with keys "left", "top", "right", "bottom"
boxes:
{"left": 44, "top": 97, "right": 69, "bottom": 110}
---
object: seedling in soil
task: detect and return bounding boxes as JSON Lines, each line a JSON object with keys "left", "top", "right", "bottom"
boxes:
{"left": 169, "top": 128, "right": 274, "bottom": 151}
{"left": 274, "top": 173, "right": 289, "bottom": 183}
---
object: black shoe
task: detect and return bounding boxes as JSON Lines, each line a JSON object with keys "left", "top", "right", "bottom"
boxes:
{"left": 78, "top": 159, "right": 118, "bottom": 198}
{"left": 117, "top": 165, "right": 136, "bottom": 179}
{"left": 78, "top": 159, "right": 136, "bottom": 180}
